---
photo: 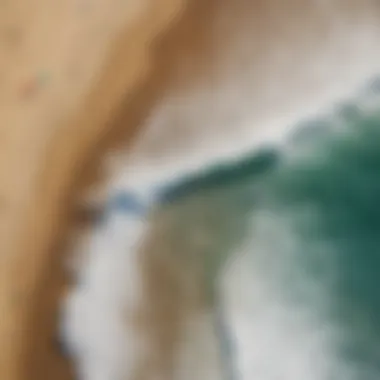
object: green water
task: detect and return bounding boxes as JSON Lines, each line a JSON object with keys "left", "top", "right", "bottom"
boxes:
{"left": 266, "top": 109, "right": 380, "bottom": 376}
{"left": 159, "top": 99, "right": 380, "bottom": 378}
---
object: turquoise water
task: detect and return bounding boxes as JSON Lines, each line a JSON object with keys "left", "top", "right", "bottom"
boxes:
{"left": 158, "top": 97, "right": 380, "bottom": 378}
{"left": 269, "top": 110, "right": 380, "bottom": 377}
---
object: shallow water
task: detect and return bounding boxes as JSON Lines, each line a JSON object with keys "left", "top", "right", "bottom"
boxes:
{"left": 157, "top": 94, "right": 380, "bottom": 379}
{"left": 63, "top": 81, "right": 380, "bottom": 380}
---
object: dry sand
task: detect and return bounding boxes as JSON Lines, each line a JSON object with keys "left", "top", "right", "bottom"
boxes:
{"left": 0, "top": 1, "right": 184, "bottom": 379}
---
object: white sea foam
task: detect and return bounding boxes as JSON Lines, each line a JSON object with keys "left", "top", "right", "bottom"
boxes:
{"left": 62, "top": 1, "right": 380, "bottom": 379}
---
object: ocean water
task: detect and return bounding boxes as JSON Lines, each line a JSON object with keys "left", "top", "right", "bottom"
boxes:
{"left": 155, "top": 91, "right": 380, "bottom": 379}
{"left": 63, "top": 82, "right": 380, "bottom": 380}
